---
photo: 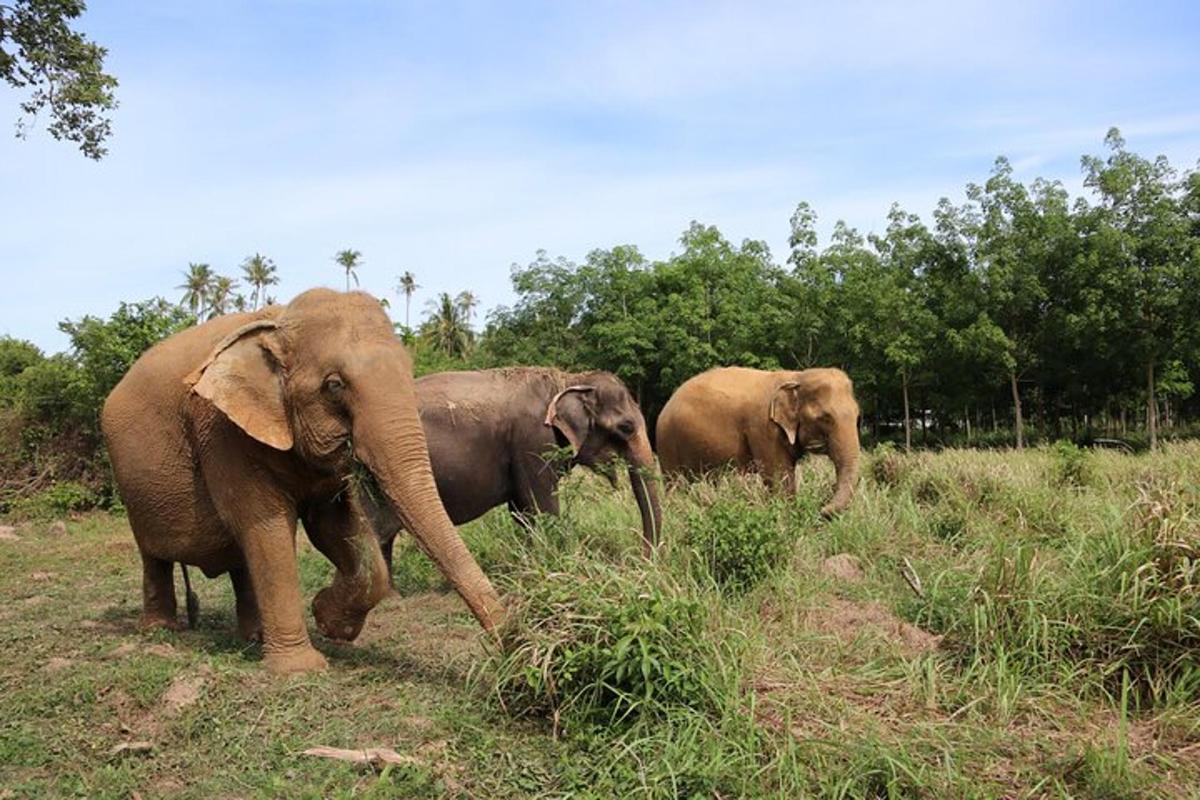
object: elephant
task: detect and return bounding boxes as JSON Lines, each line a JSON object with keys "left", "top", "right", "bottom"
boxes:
{"left": 656, "top": 367, "right": 861, "bottom": 515}
{"left": 360, "top": 367, "right": 662, "bottom": 566}
{"left": 101, "top": 288, "right": 504, "bottom": 674}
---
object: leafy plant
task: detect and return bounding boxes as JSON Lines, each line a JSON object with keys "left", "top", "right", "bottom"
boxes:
{"left": 686, "top": 498, "right": 793, "bottom": 595}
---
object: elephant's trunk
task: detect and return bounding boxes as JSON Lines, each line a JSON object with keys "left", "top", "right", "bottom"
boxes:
{"left": 625, "top": 427, "right": 663, "bottom": 556}
{"left": 822, "top": 414, "right": 861, "bottom": 517}
{"left": 352, "top": 380, "right": 505, "bottom": 632}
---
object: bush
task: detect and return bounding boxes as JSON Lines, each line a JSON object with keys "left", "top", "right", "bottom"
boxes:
{"left": 869, "top": 441, "right": 906, "bottom": 487}
{"left": 8, "top": 481, "right": 98, "bottom": 519}
{"left": 487, "top": 561, "right": 738, "bottom": 726}
{"left": 1051, "top": 440, "right": 1093, "bottom": 488}
{"left": 685, "top": 497, "right": 792, "bottom": 595}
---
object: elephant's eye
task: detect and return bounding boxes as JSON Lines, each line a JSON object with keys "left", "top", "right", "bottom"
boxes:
{"left": 323, "top": 374, "right": 346, "bottom": 396}
{"left": 616, "top": 419, "right": 637, "bottom": 439}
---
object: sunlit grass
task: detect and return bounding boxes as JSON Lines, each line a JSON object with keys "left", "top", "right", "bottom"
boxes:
{"left": 2, "top": 442, "right": 1198, "bottom": 796}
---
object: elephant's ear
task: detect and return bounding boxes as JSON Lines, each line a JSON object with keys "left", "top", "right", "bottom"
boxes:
{"left": 769, "top": 382, "right": 802, "bottom": 447}
{"left": 544, "top": 385, "right": 595, "bottom": 453}
{"left": 185, "top": 320, "right": 293, "bottom": 451}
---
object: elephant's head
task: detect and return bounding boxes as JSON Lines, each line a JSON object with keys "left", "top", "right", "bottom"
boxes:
{"left": 188, "top": 288, "right": 503, "bottom": 634}
{"left": 544, "top": 373, "right": 663, "bottom": 554}
{"left": 768, "top": 368, "right": 861, "bottom": 516}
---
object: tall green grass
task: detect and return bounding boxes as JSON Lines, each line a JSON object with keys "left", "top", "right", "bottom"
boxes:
{"left": 452, "top": 442, "right": 1200, "bottom": 796}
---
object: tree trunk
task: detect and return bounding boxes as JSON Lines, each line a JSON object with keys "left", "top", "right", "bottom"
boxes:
{"left": 1010, "top": 371, "right": 1024, "bottom": 450}
{"left": 1147, "top": 359, "right": 1158, "bottom": 451}
{"left": 902, "top": 371, "right": 912, "bottom": 453}
{"left": 965, "top": 406, "right": 972, "bottom": 446}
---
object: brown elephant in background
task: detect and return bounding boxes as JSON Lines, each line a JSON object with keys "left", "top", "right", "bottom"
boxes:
{"left": 656, "top": 367, "right": 861, "bottom": 515}
{"left": 101, "top": 289, "right": 503, "bottom": 674}
{"left": 361, "top": 368, "right": 662, "bottom": 564}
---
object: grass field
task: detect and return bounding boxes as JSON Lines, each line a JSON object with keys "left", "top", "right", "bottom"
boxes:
{"left": 2, "top": 443, "right": 1199, "bottom": 798}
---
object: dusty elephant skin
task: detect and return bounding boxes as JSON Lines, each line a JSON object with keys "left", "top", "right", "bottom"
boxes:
{"left": 656, "top": 367, "right": 861, "bottom": 515}
{"left": 101, "top": 289, "right": 503, "bottom": 674}
{"left": 363, "top": 368, "right": 663, "bottom": 565}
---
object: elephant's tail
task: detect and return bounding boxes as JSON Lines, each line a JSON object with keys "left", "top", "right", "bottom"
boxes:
{"left": 179, "top": 563, "right": 199, "bottom": 629}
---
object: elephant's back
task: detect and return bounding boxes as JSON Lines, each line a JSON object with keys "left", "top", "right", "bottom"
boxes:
{"left": 107, "top": 313, "right": 266, "bottom": 410}
{"left": 102, "top": 311, "right": 273, "bottom": 460}
{"left": 658, "top": 368, "right": 765, "bottom": 471}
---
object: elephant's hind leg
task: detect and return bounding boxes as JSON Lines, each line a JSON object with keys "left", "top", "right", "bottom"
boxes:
{"left": 229, "top": 567, "right": 262, "bottom": 642}
{"left": 139, "top": 552, "right": 182, "bottom": 631}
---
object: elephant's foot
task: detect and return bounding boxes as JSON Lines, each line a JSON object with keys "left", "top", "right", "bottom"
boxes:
{"left": 263, "top": 645, "right": 328, "bottom": 674}
{"left": 237, "top": 616, "right": 263, "bottom": 643}
{"left": 312, "top": 587, "right": 368, "bottom": 642}
{"left": 235, "top": 601, "right": 263, "bottom": 643}
{"left": 139, "top": 611, "right": 184, "bottom": 632}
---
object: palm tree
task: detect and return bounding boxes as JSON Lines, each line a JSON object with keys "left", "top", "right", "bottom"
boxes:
{"left": 241, "top": 253, "right": 279, "bottom": 310}
{"left": 178, "top": 262, "right": 214, "bottom": 318}
{"left": 396, "top": 271, "right": 420, "bottom": 328}
{"left": 334, "top": 249, "right": 362, "bottom": 291}
{"left": 455, "top": 290, "right": 479, "bottom": 325}
{"left": 421, "top": 292, "right": 473, "bottom": 358}
{"left": 207, "top": 275, "right": 241, "bottom": 319}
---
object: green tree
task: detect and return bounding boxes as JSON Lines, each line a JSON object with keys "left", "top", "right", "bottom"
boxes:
{"left": 967, "top": 159, "right": 1053, "bottom": 448}
{"left": 1, "top": 0, "right": 117, "bottom": 159}
{"left": 240, "top": 253, "right": 278, "bottom": 311}
{"left": 334, "top": 249, "right": 362, "bottom": 291}
{"left": 863, "top": 210, "right": 938, "bottom": 450}
{"left": 206, "top": 275, "right": 240, "bottom": 319}
{"left": 484, "top": 250, "right": 587, "bottom": 369}
{"left": 455, "top": 290, "right": 479, "bottom": 326}
{"left": 1080, "top": 128, "right": 1192, "bottom": 449}
{"left": 0, "top": 336, "right": 43, "bottom": 407}
{"left": 178, "top": 262, "right": 214, "bottom": 317}
{"left": 54, "top": 298, "right": 193, "bottom": 431}
{"left": 421, "top": 292, "right": 474, "bottom": 358}
{"left": 396, "top": 271, "right": 419, "bottom": 329}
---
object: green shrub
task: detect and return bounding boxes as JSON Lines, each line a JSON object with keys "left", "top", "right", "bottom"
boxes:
{"left": 9, "top": 481, "right": 98, "bottom": 519}
{"left": 869, "top": 441, "right": 905, "bottom": 487}
{"left": 685, "top": 497, "right": 792, "bottom": 595}
{"left": 486, "top": 561, "right": 738, "bottom": 726}
{"left": 1051, "top": 440, "right": 1093, "bottom": 488}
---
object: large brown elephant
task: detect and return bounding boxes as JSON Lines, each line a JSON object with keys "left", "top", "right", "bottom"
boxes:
{"left": 656, "top": 367, "right": 861, "bottom": 515}
{"left": 362, "top": 368, "right": 662, "bottom": 564}
{"left": 101, "top": 289, "right": 503, "bottom": 674}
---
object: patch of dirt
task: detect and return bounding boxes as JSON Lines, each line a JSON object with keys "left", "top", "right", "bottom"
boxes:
{"left": 805, "top": 598, "right": 942, "bottom": 656}
{"left": 361, "top": 591, "right": 483, "bottom": 661}
{"left": 0, "top": 525, "right": 19, "bottom": 542}
{"left": 109, "top": 641, "right": 177, "bottom": 660}
{"left": 47, "top": 521, "right": 68, "bottom": 537}
{"left": 400, "top": 715, "right": 437, "bottom": 735}
{"left": 100, "top": 687, "right": 159, "bottom": 741}
{"left": 42, "top": 656, "right": 75, "bottom": 673}
{"left": 28, "top": 571, "right": 55, "bottom": 581}
{"left": 161, "top": 666, "right": 211, "bottom": 715}
{"left": 22, "top": 594, "right": 49, "bottom": 607}
{"left": 821, "top": 553, "right": 864, "bottom": 583}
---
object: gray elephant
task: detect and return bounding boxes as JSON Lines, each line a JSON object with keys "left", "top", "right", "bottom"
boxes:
{"left": 101, "top": 289, "right": 503, "bottom": 674}
{"left": 362, "top": 368, "right": 663, "bottom": 566}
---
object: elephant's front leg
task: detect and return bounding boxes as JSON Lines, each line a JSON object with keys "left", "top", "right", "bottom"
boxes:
{"left": 236, "top": 510, "right": 329, "bottom": 674}
{"left": 751, "top": 438, "right": 798, "bottom": 496}
{"left": 303, "top": 497, "right": 391, "bottom": 642}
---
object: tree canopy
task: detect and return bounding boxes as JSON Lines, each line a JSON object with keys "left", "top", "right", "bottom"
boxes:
{"left": 1, "top": 0, "right": 117, "bottom": 159}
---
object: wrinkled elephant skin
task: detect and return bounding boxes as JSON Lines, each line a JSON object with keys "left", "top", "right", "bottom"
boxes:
{"left": 362, "top": 368, "right": 664, "bottom": 567}
{"left": 102, "top": 289, "right": 503, "bottom": 674}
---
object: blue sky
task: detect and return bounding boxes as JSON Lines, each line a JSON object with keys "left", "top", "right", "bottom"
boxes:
{"left": 3, "top": 0, "right": 1199, "bottom": 352}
